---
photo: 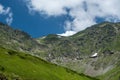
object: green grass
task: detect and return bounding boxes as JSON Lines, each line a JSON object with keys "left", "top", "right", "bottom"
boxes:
{"left": 0, "top": 47, "right": 98, "bottom": 80}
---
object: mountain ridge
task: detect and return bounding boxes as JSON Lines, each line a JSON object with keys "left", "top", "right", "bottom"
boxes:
{"left": 0, "top": 22, "right": 120, "bottom": 80}
{"left": 37, "top": 22, "right": 120, "bottom": 79}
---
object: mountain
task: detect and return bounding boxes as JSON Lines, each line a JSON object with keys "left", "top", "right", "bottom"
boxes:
{"left": 39, "top": 22, "right": 120, "bottom": 58}
{"left": 0, "top": 47, "right": 98, "bottom": 80}
{"left": 0, "top": 22, "right": 98, "bottom": 80}
{"left": 37, "top": 22, "right": 120, "bottom": 80}
{"left": 0, "top": 22, "right": 120, "bottom": 80}
{"left": 0, "top": 22, "right": 47, "bottom": 56}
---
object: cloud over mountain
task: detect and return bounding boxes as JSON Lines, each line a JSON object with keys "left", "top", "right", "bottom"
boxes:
{"left": 25, "top": 0, "right": 120, "bottom": 36}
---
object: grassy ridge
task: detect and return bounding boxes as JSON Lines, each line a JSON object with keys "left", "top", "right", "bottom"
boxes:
{"left": 0, "top": 47, "right": 98, "bottom": 80}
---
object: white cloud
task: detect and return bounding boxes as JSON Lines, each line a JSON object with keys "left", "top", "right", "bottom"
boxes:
{"left": 6, "top": 12, "right": 13, "bottom": 25}
{"left": 0, "top": 4, "right": 4, "bottom": 14}
{"left": 58, "top": 31, "right": 76, "bottom": 37}
{"left": 25, "top": 0, "right": 120, "bottom": 36}
{"left": 0, "top": 4, "right": 13, "bottom": 25}
{"left": 26, "top": 0, "right": 82, "bottom": 16}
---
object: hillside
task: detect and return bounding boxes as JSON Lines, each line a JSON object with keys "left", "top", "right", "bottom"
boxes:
{"left": 0, "top": 47, "right": 97, "bottom": 80}
{"left": 0, "top": 22, "right": 120, "bottom": 80}
{"left": 0, "top": 22, "right": 47, "bottom": 56}
{"left": 39, "top": 22, "right": 120, "bottom": 58}
{"left": 37, "top": 22, "right": 120, "bottom": 79}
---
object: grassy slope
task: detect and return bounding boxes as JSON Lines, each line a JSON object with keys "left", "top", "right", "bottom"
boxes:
{"left": 0, "top": 47, "right": 98, "bottom": 80}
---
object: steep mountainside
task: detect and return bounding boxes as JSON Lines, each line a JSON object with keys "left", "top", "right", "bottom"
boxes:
{"left": 0, "top": 47, "right": 97, "bottom": 80}
{"left": 0, "top": 22, "right": 120, "bottom": 80}
{"left": 0, "top": 22, "right": 47, "bottom": 56}
{"left": 39, "top": 22, "right": 120, "bottom": 58}
{"left": 37, "top": 22, "right": 120, "bottom": 79}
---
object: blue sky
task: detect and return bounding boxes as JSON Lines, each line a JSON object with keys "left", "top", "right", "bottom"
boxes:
{"left": 0, "top": 0, "right": 68, "bottom": 37}
{"left": 0, "top": 0, "right": 120, "bottom": 37}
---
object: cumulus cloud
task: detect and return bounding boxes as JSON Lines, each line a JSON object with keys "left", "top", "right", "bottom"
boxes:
{"left": 26, "top": 0, "right": 82, "bottom": 16}
{"left": 0, "top": 4, "right": 13, "bottom": 25}
{"left": 25, "top": 0, "right": 120, "bottom": 36}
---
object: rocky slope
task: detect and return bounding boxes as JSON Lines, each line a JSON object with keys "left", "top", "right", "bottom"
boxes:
{"left": 37, "top": 22, "right": 120, "bottom": 79}
{"left": 0, "top": 47, "right": 98, "bottom": 80}
{"left": 0, "top": 22, "right": 120, "bottom": 80}
{"left": 0, "top": 22, "right": 47, "bottom": 56}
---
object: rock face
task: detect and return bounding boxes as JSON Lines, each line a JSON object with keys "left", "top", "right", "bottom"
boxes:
{"left": 0, "top": 22, "right": 120, "bottom": 80}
